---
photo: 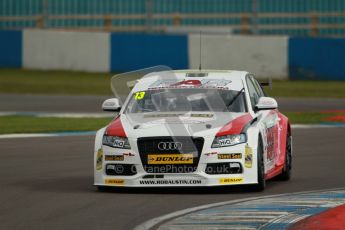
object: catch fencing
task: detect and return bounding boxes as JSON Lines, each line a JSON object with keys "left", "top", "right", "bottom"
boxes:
{"left": 1, "top": 0, "right": 345, "bottom": 36}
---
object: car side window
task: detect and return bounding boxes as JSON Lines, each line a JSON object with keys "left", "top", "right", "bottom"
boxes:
{"left": 250, "top": 76, "right": 265, "bottom": 97}
{"left": 246, "top": 76, "right": 260, "bottom": 110}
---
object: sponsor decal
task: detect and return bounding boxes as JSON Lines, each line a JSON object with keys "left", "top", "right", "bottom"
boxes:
{"left": 190, "top": 113, "right": 214, "bottom": 118}
{"left": 134, "top": 91, "right": 145, "bottom": 100}
{"left": 205, "top": 152, "right": 218, "bottom": 156}
{"left": 219, "top": 177, "right": 243, "bottom": 184}
{"left": 148, "top": 154, "right": 193, "bottom": 164}
{"left": 245, "top": 144, "right": 253, "bottom": 168}
{"left": 148, "top": 79, "right": 231, "bottom": 89}
{"left": 218, "top": 153, "right": 242, "bottom": 159}
{"left": 172, "top": 80, "right": 202, "bottom": 87}
{"left": 96, "top": 149, "right": 103, "bottom": 170}
{"left": 104, "top": 179, "right": 125, "bottom": 185}
{"left": 139, "top": 179, "right": 202, "bottom": 185}
{"left": 143, "top": 113, "right": 213, "bottom": 118}
{"left": 144, "top": 113, "right": 184, "bottom": 118}
{"left": 217, "top": 136, "right": 243, "bottom": 147}
{"left": 113, "top": 139, "right": 126, "bottom": 148}
{"left": 266, "top": 125, "right": 277, "bottom": 162}
{"left": 261, "top": 100, "right": 274, "bottom": 105}
{"left": 105, "top": 155, "right": 124, "bottom": 161}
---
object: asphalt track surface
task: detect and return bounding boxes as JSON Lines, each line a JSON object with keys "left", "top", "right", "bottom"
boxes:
{"left": 1, "top": 94, "right": 345, "bottom": 113}
{"left": 1, "top": 127, "right": 345, "bottom": 230}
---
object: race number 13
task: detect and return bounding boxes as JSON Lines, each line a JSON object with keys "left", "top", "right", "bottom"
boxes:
{"left": 135, "top": 92, "right": 145, "bottom": 100}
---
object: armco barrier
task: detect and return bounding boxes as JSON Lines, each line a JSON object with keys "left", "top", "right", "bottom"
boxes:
{"left": 1, "top": 29, "right": 345, "bottom": 80}
{"left": 23, "top": 30, "right": 110, "bottom": 72}
{"left": 111, "top": 34, "right": 188, "bottom": 72}
{"left": 289, "top": 37, "right": 345, "bottom": 80}
{"left": 0, "top": 30, "right": 22, "bottom": 68}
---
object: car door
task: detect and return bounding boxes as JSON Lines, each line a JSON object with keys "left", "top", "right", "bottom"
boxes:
{"left": 246, "top": 75, "right": 279, "bottom": 172}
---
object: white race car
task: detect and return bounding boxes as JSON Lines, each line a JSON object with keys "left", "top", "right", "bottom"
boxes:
{"left": 94, "top": 70, "right": 292, "bottom": 191}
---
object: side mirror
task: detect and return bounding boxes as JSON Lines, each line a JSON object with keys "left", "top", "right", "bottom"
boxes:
{"left": 102, "top": 98, "right": 121, "bottom": 112}
{"left": 255, "top": 97, "right": 278, "bottom": 111}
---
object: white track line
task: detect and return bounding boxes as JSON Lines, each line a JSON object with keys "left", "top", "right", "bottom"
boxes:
{"left": 133, "top": 187, "right": 345, "bottom": 230}
{"left": 292, "top": 124, "right": 345, "bottom": 128}
{"left": 0, "top": 132, "right": 96, "bottom": 139}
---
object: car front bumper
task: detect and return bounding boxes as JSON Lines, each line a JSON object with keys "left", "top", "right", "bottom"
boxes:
{"left": 94, "top": 143, "right": 259, "bottom": 187}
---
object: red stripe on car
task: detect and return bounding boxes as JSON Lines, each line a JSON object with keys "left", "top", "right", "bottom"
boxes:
{"left": 276, "top": 112, "right": 290, "bottom": 167}
{"left": 216, "top": 113, "right": 253, "bottom": 136}
{"left": 106, "top": 116, "right": 127, "bottom": 137}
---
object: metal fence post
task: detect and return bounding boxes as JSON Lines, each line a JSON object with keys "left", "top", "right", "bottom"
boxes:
{"left": 172, "top": 13, "right": 182, "bottom": 26}
{"left": 145, "top": 0, "right": 154, "bottom": 33}
{"left": 241, "top": 15, "right": 250, "bottom": 35}
{"left": 310, "top": 13, "right": 318, "bottom": 36}
{"left": 37, "top": 0, "right": 48, "bottom": 29}
{"left": 104, "top": 15, "right": 112, "bottom": 31}
{"left": 252, "top": 0, "right": 259, "bottom": 35}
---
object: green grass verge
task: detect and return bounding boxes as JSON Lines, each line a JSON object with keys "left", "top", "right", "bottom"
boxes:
{"left": 0, "top": 112, "right": 344, "bottom": 134}
{"left": 0, "top": 68, "right": 113, "bottom": 95}
{"left": 0, "top": 116, "right": 112, "bottom": 134}
{"left": 266, "top": 80, "right": 345, "bottom": 98}
{"left": 1, "top": 69, "right": 345, "bottom": 98}
{"left": 284, "top": 112, "right": 332, "bottom": 124}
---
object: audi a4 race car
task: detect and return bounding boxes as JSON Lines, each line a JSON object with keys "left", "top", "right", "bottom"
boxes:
{"left": 94, "top": 70, "right": 292, "bottom": 191}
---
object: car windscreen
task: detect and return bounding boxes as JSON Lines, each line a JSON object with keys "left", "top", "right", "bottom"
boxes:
{"left": 125, "top": 88, "right": 246, "bottom": 113}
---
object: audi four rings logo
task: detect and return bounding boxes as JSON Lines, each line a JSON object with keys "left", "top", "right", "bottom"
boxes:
{"left": 158, "top": 142, "right": 183, "bottom": 150}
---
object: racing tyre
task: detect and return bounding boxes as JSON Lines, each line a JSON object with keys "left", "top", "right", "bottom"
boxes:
{"left": 278, "top": 134, "right": 292, "bottom": 181}
{"left": 252, "top": 137, "right": 265, "bottom": 191}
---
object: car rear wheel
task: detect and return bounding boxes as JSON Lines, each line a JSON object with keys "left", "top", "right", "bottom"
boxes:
{"left": 252, "top": 137, "right": 265, "bottom": 191}
{"left": 278, "top": 134, "right": 292, "bottom": 181}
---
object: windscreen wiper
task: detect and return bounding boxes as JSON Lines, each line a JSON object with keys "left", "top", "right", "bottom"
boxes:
{"left": 226, "top": 88, "right": 244, "bottom": 108}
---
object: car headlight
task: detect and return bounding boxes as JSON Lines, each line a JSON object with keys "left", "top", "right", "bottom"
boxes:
{"left": 211, "top": 134, "right": 246, "bottom": 148}
{"left": 102, "top": 135, "right": 131, "bottom": 149}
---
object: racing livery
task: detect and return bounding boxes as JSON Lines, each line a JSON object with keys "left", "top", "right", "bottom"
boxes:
{"left": 94, "top": 70, "right": 292, "bottom": 191}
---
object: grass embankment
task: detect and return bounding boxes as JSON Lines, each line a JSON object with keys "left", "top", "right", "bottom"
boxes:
{"left": 0, "top": 111, "right": 344, "bottom": 134}
{"left": 1, "top": 68, "right": 345, "bottom": 98}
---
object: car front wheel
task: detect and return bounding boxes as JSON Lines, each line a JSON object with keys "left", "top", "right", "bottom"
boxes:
{"left": 252, "top": 137, "right": 266, "bottom": 191}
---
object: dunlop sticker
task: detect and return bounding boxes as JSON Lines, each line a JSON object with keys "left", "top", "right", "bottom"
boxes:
{"left": 104, "top": 179, "right": 125, "bottom": 185}
{"left": 218, "top": 153, "right": 242, "bottom": 159}
{"left": 219, "top": 177, "right": 243, "bottom": 184}
{"left": 148, "top": 154, "right": 193, "bottom": 164}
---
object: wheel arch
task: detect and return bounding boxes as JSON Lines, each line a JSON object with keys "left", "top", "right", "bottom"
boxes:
{"left": 277, "top": 112, "right": 291, "bottom": 166}
{"left": 94, "top": 127, "right": 107, "bottom": 153}
{"left": 245, "top": 124, "right": 261, "bottom": 150}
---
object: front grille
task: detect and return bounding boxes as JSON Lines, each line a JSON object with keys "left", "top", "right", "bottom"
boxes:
{"left": 137, "top": 136, "right": 204, "bottom": 173}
